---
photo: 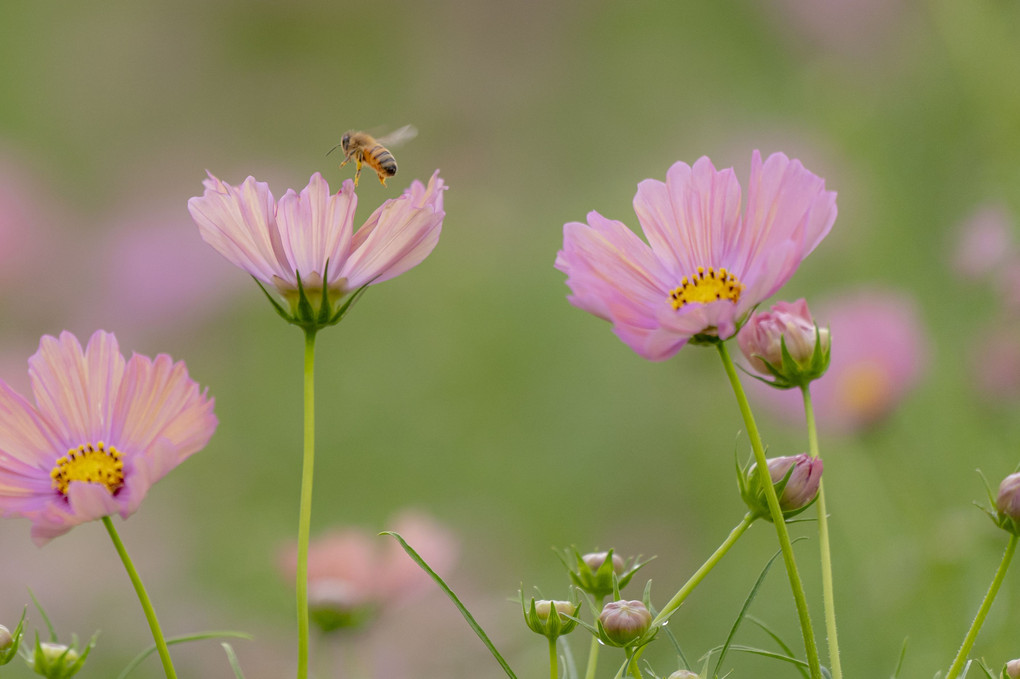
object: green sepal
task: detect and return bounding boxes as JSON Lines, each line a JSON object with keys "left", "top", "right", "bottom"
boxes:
{"left": 253, "top": 277, "right": 294, "bottom": 325}
{"left": 251, "top": 266, "right": 373, "bottom": 334}
{"left": 689, "top": 333, "right": 723, "bottom": 347}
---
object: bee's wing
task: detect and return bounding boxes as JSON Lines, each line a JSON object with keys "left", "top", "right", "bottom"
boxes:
{"left": 377, "top": 124, "right": 418, "bottom": 148}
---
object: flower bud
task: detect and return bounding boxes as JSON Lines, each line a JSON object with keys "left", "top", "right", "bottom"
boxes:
{"left": 667, "top": 671, "right": 700, "bottom": 679}
{"left": 27, "top": 633, "right": 95, "bottom": 679}
{"left": 562, "top": 548, "right": 648, "bottom": 598}
{"left": 31, "top": 642, "right": 83, "bottom": 679}
{"left": 996, "top": 473, "right": 1020, "bottom": 523}
{"left": 598, "top": 600, "right": 651, "bottom": 647}
{"left": 0, "top": 626, "right": 12, "bottom": 653}
{"left": 743, "top": 454, "right": 823, "bottom": 520}
{"left": 582, "top": 551, "right": 625, "bottom": 575}
{"left": 0, "top": 611, "right": 25, "bottom": 666}
{"left": 1004, "top": 658, "right": 1020, "bottom": 679}
{"left": 522, "top": 596, "right": 579, "bottom": 640}
{"left": 737, "top": 299, "right": 830, "bottom": 388}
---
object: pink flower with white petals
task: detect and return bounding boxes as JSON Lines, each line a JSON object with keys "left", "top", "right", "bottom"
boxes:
{"left": 555, "top": 151, "right": 837, "bottom": 360}
{"left": 188, "top": 170, "right": 445, "bottom": 321}
{"left": 0, "top": 331, "right": 216, "bottom": 545}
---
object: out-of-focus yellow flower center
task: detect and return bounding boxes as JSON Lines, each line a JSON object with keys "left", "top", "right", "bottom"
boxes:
{"left": 669, "top": 267, "right": 744, "bottom": 310}
{"left": 838, "top": 361, "right": 894, "bottom": 421}
{"left": 50, "top": 442, "right": 124, "bottom": 496}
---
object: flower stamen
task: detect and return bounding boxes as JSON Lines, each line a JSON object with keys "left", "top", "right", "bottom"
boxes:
{"left": 669, "top": 266, "right": 744, "bottom": 310}
{"left": 50, "top": 442, "right": 125, "bottom": 496}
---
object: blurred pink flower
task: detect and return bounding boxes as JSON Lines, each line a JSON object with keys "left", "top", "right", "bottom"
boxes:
{"left": 995, "top": 260, "right": 1020, "bottom": 317}
{"left": 556, "top": 151, "right": 837, "bottom": 360}
{"left": 762, "top": 0, "right": 906, "bottom": 57}
{"left": 970, "top": 323, "right": 1020, "bottom": 401}
{"left": 279, "top": 510, "right": 458, "bottom": 621}
{"left": 748, "top": 289, "right": 928, "bottom": 434}
{"left": 0, "top": 330, "right": 217, "bottom": 545}
{"left": 83, "top": 209, "right": 246, "bottom": 335}
{"left": 0, "top": 157, "right": 61, "bottom": 285}
{"left": 188, "top": 171, "right": 445, "bottom": 305}
{"left": 951, "top": 204, "right": 1014, "bottom": 281}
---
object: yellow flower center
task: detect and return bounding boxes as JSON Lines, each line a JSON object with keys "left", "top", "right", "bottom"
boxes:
{"left": 669, "top": 267, "right": 744, "bottom": 310}
{"left": 50, "top": 442, "right": 125, "bottom": 496}
{"left": 837, "top": 361, "right": 894, "bottom": 423}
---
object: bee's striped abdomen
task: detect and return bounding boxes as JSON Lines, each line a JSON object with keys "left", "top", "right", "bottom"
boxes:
{"left": 368, "top": 144, "right": 398, "bottom": 176}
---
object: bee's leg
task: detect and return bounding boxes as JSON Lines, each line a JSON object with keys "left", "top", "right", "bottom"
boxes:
{"left": 378, "top": 173, "right": 387, "bottom": 187}
{"left": 353, "top": 158, "right": 362, "bottom": 187}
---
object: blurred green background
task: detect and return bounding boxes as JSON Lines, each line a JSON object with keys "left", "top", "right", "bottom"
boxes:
{"left": 1, "top": 0, "right": 1020, "bottom": 677}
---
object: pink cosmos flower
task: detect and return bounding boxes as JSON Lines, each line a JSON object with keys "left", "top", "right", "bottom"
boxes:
{"left": 555, "top": 151, "right": 837, "bottom": 360}
{"left": 0, "top": 331, "right": 217, "bottom": 545}
{"left": 187, "top": 170, "right": 445, "bottom": 311}
{"left": 748, "top": 289, "right": 928, "bottom": 434}
{"left": 278, "top": 510, "right": 458, "bottom": 626}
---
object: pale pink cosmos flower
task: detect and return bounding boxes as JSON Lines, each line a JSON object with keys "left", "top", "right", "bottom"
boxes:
{"left": 187, "top": 170, "right": 445, "bottom": 308}
{"left": 278, "top": 510, "right": 458, "bottom": 618}
{"left": 556, "top": 151, "right": 837, "bottom": 360}
{"left": 748, "top": 289, "right": 928, "bottom": 434}
{"left": 0, "top": 330, "right": 217, "bottom": 545}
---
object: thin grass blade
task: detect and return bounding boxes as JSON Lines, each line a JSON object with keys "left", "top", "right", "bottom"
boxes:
{"left": 383, "top": 531, "right": 517, "bottom": 679}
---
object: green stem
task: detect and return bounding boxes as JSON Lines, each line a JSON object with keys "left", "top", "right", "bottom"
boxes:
{"left": 802, "top": 386, "right": 842, "bottom": 679}
{"left": 716, "top": 342, "right": 822, "bottom": 679}
{"left": 102, "top": 516, "right": 177, "bottom": 679}
{"left": 548, "top": 637, "right": 558, "bottom": 679}
{"left": 583, "top": 605, "right": 602, "bottom": 679}
{"left": 945, "top": 534, "right": 1018, "bottom": 679}
{"left": 296, "top": 329, "right": 318, "bottom": 679}
{"left": 652, "top": 513, "right": 755, "bottom": 626}
{"left": 624, "top": 647, "right": 644, "bottom": 679}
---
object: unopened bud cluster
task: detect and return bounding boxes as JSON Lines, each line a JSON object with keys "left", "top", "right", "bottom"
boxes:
{"left": 741, "top": 454, "right": 823, "bottom": 521}
{"left": 737, "top": 299, "right": 830, "bottom": 388}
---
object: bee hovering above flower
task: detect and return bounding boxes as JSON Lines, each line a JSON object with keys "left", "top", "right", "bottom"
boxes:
{"left": 327, "top": 124, "right": 418, "bottom": 187}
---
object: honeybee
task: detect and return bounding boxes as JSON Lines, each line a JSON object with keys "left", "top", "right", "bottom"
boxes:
{"left": 327, "top": 125, "right": 417, "bottom": 187}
